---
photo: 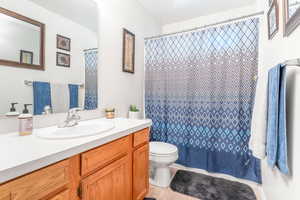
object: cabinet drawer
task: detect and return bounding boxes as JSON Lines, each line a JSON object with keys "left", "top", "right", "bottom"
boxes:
{"left": 81, "top": 136, "right": 131, "bottom": 176}
{"left": 133, "top": 128, "right": 149, "bottom": 148}
{"left": 0, "top": 160, "right": 70, "bottom": 200}
{"left": 49, "top": 190, "right": 69, "bottom": 200}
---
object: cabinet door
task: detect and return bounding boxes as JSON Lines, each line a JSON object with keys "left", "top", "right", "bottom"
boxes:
{"left": 133, "top": 144, "right": 149, "bottom": 200}
{"left": 0, "top": 194, "right": 10, "bottom": 200}
{"left": 81, "top": 155, "right": 131, "bottom": 200}
{"left": 49, "top": 190, "right": 69, "bottom": 200}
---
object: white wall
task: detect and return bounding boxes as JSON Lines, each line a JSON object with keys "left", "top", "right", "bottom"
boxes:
{"left": 0, "top": 0, "right": 98, "bottom": 114}
{"left": 162, "top": 5, "right": 260, "bottom": 34}
{"left": 258, "top": 1, "right": 300, "bottom": 200}
{"left": 0, "top": 0, "right": 161, "bottom": 133}
{"left": 97, "top": 0, "right": 161, "bottom": 117}
{"left": 162, "top": 1, "right": 300, "bottom": 200}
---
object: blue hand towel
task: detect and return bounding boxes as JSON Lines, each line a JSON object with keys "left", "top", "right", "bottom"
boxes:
{"left": 69, "top": 84, "right": 79, "bottom": 109}
{"left": 33, "top": 81, "right": 51, "bottom": 115}
{"left": 266, "top": 64, "right": 289, "bottom": 174}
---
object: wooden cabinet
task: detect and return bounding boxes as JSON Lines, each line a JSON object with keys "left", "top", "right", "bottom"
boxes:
{"left": 133, "top": 144, "right": 149, "bottom": 200}
{"left": 81, "top": 155, "right": 132, "bottom": 200}
{"left": 0, "top": 128, "right": 150, "bottom": 200}
{"left": 0, "top": 160, "right": 70, "bottom": 200}
{"left": 49, "top": 190, "right": 70, "bottom": 200}
{"left": 133, "top": 129, "right": 149, "bottom": 148}
{"left": 0, "top": 194, "right": 10, "bottom": 200}
{"left": 81, "top": 136, "right": 131, "bottom": 176}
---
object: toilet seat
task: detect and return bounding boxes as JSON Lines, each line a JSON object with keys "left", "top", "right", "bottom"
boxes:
{"left": 150, "top": 142, "right": 178, "bottom": 156}
{"left": 149, "top": 142, "right": 179, "bottom": 164}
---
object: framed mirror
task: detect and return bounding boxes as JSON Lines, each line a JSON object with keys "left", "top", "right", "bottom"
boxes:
{"left": 267, "top": 1, "right": 279, "bottom": 39}
{"left": 0, "top": 7, "right": 45, "bottom": 70}
{"left": 0, "top": 0, "right": 99, "bottom": 117}
{"left": 284, "top": 0, "right": 300, "bottom": 36}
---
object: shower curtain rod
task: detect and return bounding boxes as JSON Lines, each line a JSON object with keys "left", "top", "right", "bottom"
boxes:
{"left": 83, "top": 48, "right": 98, "bottom": 52}
{"left": 24, "top": 80, "right": 85, "bottom": 88}
{"left": 145, "top": 11, "right": 264, "bottom": 40}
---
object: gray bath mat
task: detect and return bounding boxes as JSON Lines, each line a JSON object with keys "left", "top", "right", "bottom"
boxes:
{"left": 170, "top": 170, "right": 257, "bottom": 200}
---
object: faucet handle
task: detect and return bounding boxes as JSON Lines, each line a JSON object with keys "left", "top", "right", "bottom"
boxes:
{"left": 69, "top": 107, "right": 82, "bottom": 113}
{"left": 68, "top": 108, "right": 83, "bottom": 116}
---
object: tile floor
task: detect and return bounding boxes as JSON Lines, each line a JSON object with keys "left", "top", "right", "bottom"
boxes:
{"left": 146, "top": 165, "right": 263, "bottom": 200}
{"left": 148, "top": 184, "right": 198, "bottom": 200}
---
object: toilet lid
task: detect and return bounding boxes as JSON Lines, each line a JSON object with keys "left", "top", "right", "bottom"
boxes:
{"left": 150, "top": 142, "right": 178, "bottom": 155}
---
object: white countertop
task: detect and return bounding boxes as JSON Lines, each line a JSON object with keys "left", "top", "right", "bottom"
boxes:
{"left": 0, "top": 118, "right": 152, "bottom": 184}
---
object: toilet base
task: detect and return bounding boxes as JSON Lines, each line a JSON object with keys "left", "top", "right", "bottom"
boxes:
{"left": 150, "top": 166, "right": 172, "bottom": 188}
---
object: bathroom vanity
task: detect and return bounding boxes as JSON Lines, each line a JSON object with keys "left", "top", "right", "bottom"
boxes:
{"left": 0, "top": 118, "right": 151, "bottom": 200}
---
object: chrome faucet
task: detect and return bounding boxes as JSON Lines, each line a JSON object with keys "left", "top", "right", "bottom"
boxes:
{"left": 43, "top": 105, "right": 52, "bottom": 115}
{"left": 59, "top": 108, "right": 82, "bottom": 128}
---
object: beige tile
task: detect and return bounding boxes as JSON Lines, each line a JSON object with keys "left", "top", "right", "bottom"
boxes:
{"left": 148, "top": 185, "right": 198, "bottom": 200}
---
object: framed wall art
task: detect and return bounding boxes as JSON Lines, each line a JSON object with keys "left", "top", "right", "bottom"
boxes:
{"left": 57, "top": 34, "right": 71, "bottom": 51}
{"left": 56, "top": 52, "right": 70, "bottom": 68}
{"left": 283, "top": 0, "right": 300, "bottom": 36}
{"left": 20, "top": 50, "right": 33, "bottom": 65}
{"left": 122, "top": 28, "right": 135, "bottom": 73}
{"left": 267, "top": 1, "right": 279, "bottom": 40}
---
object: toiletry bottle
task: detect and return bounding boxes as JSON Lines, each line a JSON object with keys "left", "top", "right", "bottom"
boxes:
{"left": 18, "top": 104, "right": 33, "bottom": 136}
{"left": 5, "top": 103, "right": 19, "bottom": 116}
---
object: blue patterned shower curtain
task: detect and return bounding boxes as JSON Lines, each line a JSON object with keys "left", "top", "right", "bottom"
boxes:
{"left": 84, "top": 49, "right": 98, "bottom": 110}
{"left": 145, "top": 18, "right": 261, "bottom": 183}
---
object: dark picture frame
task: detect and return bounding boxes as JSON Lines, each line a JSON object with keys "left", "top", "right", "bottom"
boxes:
{"left": 57, "top": 34, "right": 71, "bottom": 51}
{"left": 122, "top": 28, "right": 135, "bottom": 74}
{"left": 267, "top": 1, "right": 279, "bottom": 40}
{"left": 56, "top": 52, "right": 70, "bottom": 68}
{"left": 0, "top": 7, "right": 45, "bottom": 70}
{"left": 20, "top": 50, "right": 33, "bottom": 65}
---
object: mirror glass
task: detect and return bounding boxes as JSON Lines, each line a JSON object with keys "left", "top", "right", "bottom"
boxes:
{"left": 0, "top": 0, "right": 99, "bottom": 116}
{"left": 0, "top": 13, "right": 41, "bottom": 65}
{"left": 288, "top": 0, "right": 300, "bottom": 19}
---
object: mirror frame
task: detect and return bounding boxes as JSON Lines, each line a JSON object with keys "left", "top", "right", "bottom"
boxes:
{"left": 283, "top": 0, "right": 300, "bottom": 36}
{"left": 0, "top": 7, "right": 45, "bottom": 70}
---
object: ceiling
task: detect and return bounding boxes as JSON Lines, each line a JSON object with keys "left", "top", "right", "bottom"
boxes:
{"left": 28, "top": 0, "right": 98, "bottom": 33}
{"left": 138, "top": 0, "right": 256, "bottom": 25}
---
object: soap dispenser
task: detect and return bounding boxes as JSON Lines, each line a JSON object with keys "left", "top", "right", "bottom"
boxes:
{"left": 18, "top": 104, "right": 33, "bottom": 136}
{"left": 5, "top": 103, "right": 19, "bottom": 116}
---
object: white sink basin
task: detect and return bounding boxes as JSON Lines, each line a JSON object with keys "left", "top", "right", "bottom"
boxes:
{"left": 36, "top": 120, "right": 115, "bottom": 139}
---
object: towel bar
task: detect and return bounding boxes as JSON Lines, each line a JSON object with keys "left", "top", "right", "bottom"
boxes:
{"left": 24, "top": 80, "right": 84, "bottom": 88}
{"left": 283, "top": 58, "right": 300, "bottom": 66}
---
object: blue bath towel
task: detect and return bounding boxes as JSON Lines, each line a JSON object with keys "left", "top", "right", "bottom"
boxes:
{"left": 33, "top": 81, "right": 51, "bottom": 115}
{"left": 266, "top": 64, "right": 289, "bottom": 174}
{"left": 68, "top": 84, "right": 79, "bottom": 109}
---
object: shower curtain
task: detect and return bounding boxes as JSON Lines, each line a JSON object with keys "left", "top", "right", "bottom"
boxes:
{"left": 145, "top": 18, "right": 261, "bottom": 183}
{"left": 84, "top": 49, "right": 98, "bottom": 110}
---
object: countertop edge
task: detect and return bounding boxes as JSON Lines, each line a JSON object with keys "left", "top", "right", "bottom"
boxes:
{"left": 0, "top": 121, "right": 151, "bottom": 184}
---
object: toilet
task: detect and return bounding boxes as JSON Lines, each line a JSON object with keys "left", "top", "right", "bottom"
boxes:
{"left": 149, "top": 142, "right": 179, "bottom": 187}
